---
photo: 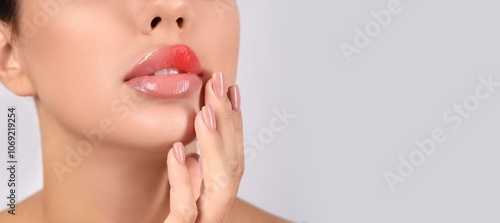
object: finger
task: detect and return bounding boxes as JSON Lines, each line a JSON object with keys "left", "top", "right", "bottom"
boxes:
{"left": 194, "top": 106, "right": 236, "bottom": 220}
{"left": 227, "top": 85, "right": 245, "bottom": 186}
{"left": 164, "top": 143, "right": 198, "bottom": 223}
{"left": 194, "top": 107, "right": 227, "bottom": 180}
{"left": 204, "top": 72, "right": 239, "bottom": 166}
{"left": 186, "top": 153, "right": 203, "bottom": 201}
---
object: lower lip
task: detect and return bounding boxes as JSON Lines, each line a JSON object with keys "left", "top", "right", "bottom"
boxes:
{"left": 125, "top": 73, "right": 202, "bottom": 99}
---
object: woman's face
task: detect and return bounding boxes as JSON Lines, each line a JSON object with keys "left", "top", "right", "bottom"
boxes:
{"left": 15, "top": 0, "right": 240, "bottom": 151}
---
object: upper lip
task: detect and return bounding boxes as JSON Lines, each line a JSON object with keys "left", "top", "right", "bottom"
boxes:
{"left": 124, "top": 44, "right": 202, "bottom": 82}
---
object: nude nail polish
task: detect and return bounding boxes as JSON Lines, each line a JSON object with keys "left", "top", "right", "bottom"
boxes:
{"left": 173, "top": 142, "right": 185, "bottom": 165}
{"left": 228, "top": 85, "right": 241, "bottom": 112}
{"left": 212, "top": 72, "right": 226, "bottom": 99}
{"left": 202, "top": 106, "right": 216, "bottom": 131}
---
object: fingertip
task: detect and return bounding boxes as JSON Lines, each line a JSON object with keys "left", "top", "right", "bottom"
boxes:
{"left": 166, "top": 142, "right": 186, "bottom": 167}
{"left": 228, "top": 85, "right": 241, "bottom": 113}
{"left": 194, "top": 109, "right": 215, "bottom": 135}
{"left": 201, "top": 105, "right": 217, "bottom": 132}
{"left": 173, "top": 142, "right": 186, "bottom": 166}
{"left": 204, "top": 78, "right": 216, "bottom": 98}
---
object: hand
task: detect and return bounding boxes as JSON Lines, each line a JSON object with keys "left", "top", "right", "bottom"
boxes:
{"left": 164, "top": 72, "right": 244, "bottom": 223}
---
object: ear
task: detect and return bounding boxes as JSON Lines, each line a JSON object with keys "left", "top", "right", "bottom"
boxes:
{"left": 0, "top": 22, "right": 36, "bottom": 97}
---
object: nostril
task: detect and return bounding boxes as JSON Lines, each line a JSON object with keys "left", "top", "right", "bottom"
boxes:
{"left": 151, "top": 17, "right": 162, "bottom": 29}
{"left": 176, "top": 17, "right": 184, "bottom": 28}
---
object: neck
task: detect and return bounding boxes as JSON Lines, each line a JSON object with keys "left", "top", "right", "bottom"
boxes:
{"left": 35, "top": 99, "right": 191, "bottom": 223}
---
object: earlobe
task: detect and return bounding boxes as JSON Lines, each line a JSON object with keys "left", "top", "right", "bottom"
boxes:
{"left": 0, "top": 22, "right": 36, "bottom": 97}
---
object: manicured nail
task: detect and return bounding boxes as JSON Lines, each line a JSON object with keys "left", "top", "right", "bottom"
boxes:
{"left": 228, "top": 85, "right": 241, "bottom": 112}
{"left": 173, "top": 142, "right": 186, "bottom": 165}
{"left": 212, "top": 72, "right": 226, "bottom": 99}
{"left": 202, "top": 105, "right": 216, "bottom": 132}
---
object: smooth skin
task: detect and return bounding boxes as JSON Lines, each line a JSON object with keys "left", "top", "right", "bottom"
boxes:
{"left": 0, "top": 0, "right": 291, "bottom": 222}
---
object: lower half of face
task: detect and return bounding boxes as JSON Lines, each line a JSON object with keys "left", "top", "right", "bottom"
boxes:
{"left": 17, "top": 0, "right": 240, "bottom": 151}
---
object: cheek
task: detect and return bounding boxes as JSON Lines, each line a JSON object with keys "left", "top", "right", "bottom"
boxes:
{"left": 190, "top": 3, "right": 241, "bottom": 85}
{"left": 19, "top": 4, "right": 133, "bottom": 134}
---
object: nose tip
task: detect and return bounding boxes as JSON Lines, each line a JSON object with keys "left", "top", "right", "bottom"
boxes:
{"left": 141, "top": 0, "right": 190, "bottom": 34}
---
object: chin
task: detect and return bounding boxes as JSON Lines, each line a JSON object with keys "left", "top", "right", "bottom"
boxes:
{"left": 90, "top": 99, "right": 200, "bottom": 152}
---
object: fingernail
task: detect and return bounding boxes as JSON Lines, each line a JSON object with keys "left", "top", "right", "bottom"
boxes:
{"left": 212, "top": 72, "right": 226, "bottom": 99}
{"left": 173, "top": 142, "right": 186, "bottom": 165}
{"left": 228, "top": 85, "right": 241, "bottom": 112}
{"left": 202, "top": 105, "right": 216, "bottom": 132}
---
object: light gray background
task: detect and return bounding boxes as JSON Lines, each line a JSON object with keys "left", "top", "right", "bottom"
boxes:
{"left": 1, "top": 0, "right": 500, "bottom": 222}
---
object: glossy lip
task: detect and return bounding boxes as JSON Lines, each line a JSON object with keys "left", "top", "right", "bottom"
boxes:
{"left": 123, "top": 45, "right": 204, "bottom": 99}
{"left": 124, "top": 44, "right": 202, "bottom": 82}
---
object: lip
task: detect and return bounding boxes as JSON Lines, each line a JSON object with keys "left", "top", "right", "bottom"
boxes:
{"left": 124, "top": 45, "right": 203, "bottom": 99}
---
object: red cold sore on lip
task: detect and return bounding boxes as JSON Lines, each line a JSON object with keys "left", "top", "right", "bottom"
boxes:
{"left": 124, "top": 45, "right": 203, "bottom": 99}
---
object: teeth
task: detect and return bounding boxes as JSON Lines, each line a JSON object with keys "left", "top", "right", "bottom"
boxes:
{"left": 154, "top": 68, "right": 181, "bottom": 76}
